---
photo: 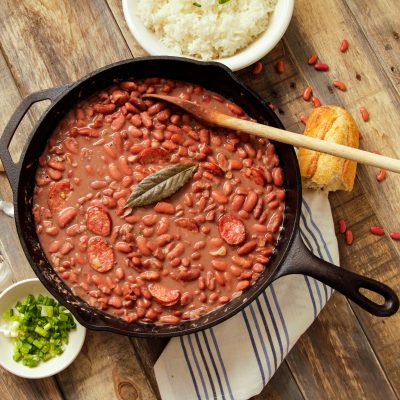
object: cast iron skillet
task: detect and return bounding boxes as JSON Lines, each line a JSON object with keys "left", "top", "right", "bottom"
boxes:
{"left": 0, "top": 57, "right": 398, "bottom": 337}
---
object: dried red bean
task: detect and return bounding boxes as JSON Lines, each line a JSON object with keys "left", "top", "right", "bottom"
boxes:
{"left": 236, "top": 280, "right": 250, "bottom": 291}
{"left": 333, "top": 80, "right": 347, "bottom": 91}
{"left": 311, "top": 96, "right": 321, "bottom": 107}
{"left": 237, "top": 240, "right": 257, "bottom": 256}
{"left": 345, "top": 230, "right": 353, "bottom": 245}
{"left": 338, "top": 219, "right": 347, "bottom": 234}
{"left": 303, "top": 86, "right": 312, "bottom": 101}
{"left": 299, "top": 114, "right": 308, "bottom": 125}
{"left": 307, "top": 53, "right": 318, "bottom": 65}
{"left": 275, "top": 60, "right": 285, "bottom": 74}
{"left": 376, "top": 169, "right": 386, "bottom": 182}
{"left": 360, "top": 107, "right": 369, "bottom": 122}
{"left": 252, "top": 61, "right": 263, "bottom": 75}
{"left": 389, "top": 232, "right": 400, "bottom": 240}
{"left": 370, "top": 226, "right": 384, "bottom": 236}
{"left": 340, "top": 39, "right": 349, "bottom": 53}
{"left": 314, "top": 63, "right": 329, "bottom": 71}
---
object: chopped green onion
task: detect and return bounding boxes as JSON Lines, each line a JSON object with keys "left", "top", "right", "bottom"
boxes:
{"left": 218, "top": 0, "right": 231, "bottom": 3}
{"left": 0, "top": 294, "right": 76, "bottom": 368}
{"left": 193, "top": 2, "right": 201, "bottom": 6}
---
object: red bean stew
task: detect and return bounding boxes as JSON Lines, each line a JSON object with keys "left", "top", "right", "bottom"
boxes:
{"left": 33, "top": 78, "right": 285, "bottom": 325}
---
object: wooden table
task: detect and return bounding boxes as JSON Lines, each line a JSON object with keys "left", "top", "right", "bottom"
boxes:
{"left": 0, "top": 1, "right": 399, "bottom": 399}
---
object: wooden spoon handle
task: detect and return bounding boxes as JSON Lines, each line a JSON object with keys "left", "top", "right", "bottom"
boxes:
{"left": 219, "top": 115, "right": 400, "bottom": 173}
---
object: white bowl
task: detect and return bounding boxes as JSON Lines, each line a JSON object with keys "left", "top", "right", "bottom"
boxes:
{"left": 122, "top": 0, "right": 294, "bottom": 71}
{"left": 0, "top": 278, "right": 86, "bottom": 379}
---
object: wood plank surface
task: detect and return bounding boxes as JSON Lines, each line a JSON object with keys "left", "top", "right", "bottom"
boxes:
{"left": 286, "top": 294, "right": 397, "bottom": 400}
{"left": 0, "top": 0, "right": 399, "bottom": 399}
{"left": 0, "top": 1, "right": 155, "bottom": 399}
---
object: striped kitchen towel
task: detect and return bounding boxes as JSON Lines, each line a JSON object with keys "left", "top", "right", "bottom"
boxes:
{"left": 155, "top": 189, "right": 339, "bottom": 400}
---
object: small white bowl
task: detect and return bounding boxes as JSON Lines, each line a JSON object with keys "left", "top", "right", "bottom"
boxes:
{"left": 122, "top": 0, "right": 294, "bottom": 71}
{"left": 0, "top": 278, "right": 86, "bottom": 379}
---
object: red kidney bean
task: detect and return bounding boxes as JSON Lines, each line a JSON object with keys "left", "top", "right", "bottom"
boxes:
{"left": 93, "top": 103, "right": 116, "bottom": 115}
{"left": 45, "top": 226, "right": 59, "bottom": 236}
{"left": 211, "top": 260, "right": 228, "bottom": 272}
{"left": 47, "top": 168, "right": 62, "bottom": 181}
{"left": 253, "top": 263, "right": 265, "bottom": 273}
{"left": 272, "top": 167, "right": 284, "bottom": 186}
{"left": 48, "top": 159, "right": 65, "bottom": 171}
{"left": 148, "top": 102, "right": 166, "bottom": 115}
{"left": 236, "top": 280, "right": 250, "bottom": 291}
{"left": 154, "top": 202, "right": 175, "bottom": 214}
{"left": 370, "top": 226, "right": 384, "bottom": 236}
{"left": 103, "top": 143, "right": 117, "bottom": 159}
{"left": 108, "top": 163, "right": 123, "bottom": 181}
{"left": 237, "top": 240, "right": 257, "bottom": 256}
{"left": 167, "top": 243, "right": 185, "bottom": 260}
{"left": 338, "top": 219, "right": 347, "bottom": 234}
{"left": 64, "top": 137, "right": 79, "bottom": 154}
{"left": 141, "top": 214, "right": 158, "bottom": 227}
{"left": 267, "top": 211, "right": 283, "bottom": 233}
{"left": 49, "top": 241, "right": 61, "bottom": 253}
{"left": 140, "top": 271, "right": 161, "bottom": 281}
{"left": 229, "top": 159, "right": 243, "bottom": 170}
{"left": 243, "top": 192, "right": 258, "bottom": 212}
{"left": 159, "top": 315, "right": 180, "bottom": 324}
{"left": 240, "top": 271, "right": 253, "bottom": 280}
{"left": 136, "top": 236, "right": 151, "bottom": 256}
{"left": 231, "top": 195, "right": 245, "bottom": 211}
{"left": 91, "top": 180, "right": 108, "bottom": 190}
{"left": 211, "top": 190, "right": 228, "bottom": 204}
{"left": 193, "top": 241, "right": 206, "bottom": 251}
{"left": 57, "top": 207, "right": 77, "bottom": 228}
{"left": 115, "top": 242, "right": 131, "bottom": 253}
{"left": 198, "top": 277, "right": 206, "bottom": 290}
{"left": 346, "top": 230, "right": 354, "bottom": 245}
{"left": 179, "top": 269, "right": 201, "bottom": 281}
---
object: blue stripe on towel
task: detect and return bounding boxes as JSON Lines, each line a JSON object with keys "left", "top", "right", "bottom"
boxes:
{"left": 201, "top": 331, "right": 225, "bottom": 399}
{"left": 187, "top": 335, "right": 210, "bottom": 399}
{"left": 249, "top": 303, "right": 272, "bottom": 381}
{"left": 270, "top": 284, "right": 290, "bottom": 354}
{"left": 194, "top": 333, "right": 217, "bottom": 399}
{"left": 303, "top": 200, "right": 334, "bottom": 263}
{"left": 256, "top": 297, "right": 278, "bottom": 371}
{"left": 300, "top": 215, "right": 327, "bottom": 306}
{"left": 177, "top": 199, "right": 336, "bottom": 400}
{"left": 180, "top": 336, "right": 201, "bottom": 400}
{"left": 300, "top": 230, "right": 322, "bottom": 314}
{"left": 262, "top": 290, "right": 284, "bottom": 363}
{"left": 242, "top": 308, "right": 266, "bottom": 385}
{"left": 303, "top": 275, "right": 318, "bottom": 318}
{"left": 210, "top": 328, "right": 234, "bottom": 400}
{"left": 303, "top": 200, "right": 335, "bottom": 296}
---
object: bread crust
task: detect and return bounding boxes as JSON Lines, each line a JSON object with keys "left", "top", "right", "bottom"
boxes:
{"left": 298, "top": 106, "right": 359, "bottom": 191}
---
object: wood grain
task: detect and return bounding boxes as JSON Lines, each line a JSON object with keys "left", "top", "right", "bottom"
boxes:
{"left": 0, "top": 373, "right": 64, "bottom": 400}
{"left": 0, "top": 0, "right": 399, "bottom": 399}
{"left": 252, "top": 362, "right": 305, "bottom": 400}
{"left": 0, "top": 2, "right": 156, "bottom": 399}
{"left": 344, "top": 0, "right": 400, "bottom": 94}
{"left": 57, "top": 331, "right": 156, "bottom": 400}
{"left": 0, "top": 41, "right": 64, "bottom": 400}
{"left": 286, "top": 294, "right": 397, "bottom": 400}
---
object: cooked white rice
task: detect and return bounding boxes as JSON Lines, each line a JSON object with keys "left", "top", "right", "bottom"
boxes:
{"left": 136, "top": 0, "right": 277, "bottom": 60}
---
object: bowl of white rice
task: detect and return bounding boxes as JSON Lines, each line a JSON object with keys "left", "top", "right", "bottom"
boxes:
{"left": 122, "top": 0, "right": 294, "bottom": 71}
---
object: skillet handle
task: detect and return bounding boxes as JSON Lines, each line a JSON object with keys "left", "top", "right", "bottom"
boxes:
{"left": 0, "top": 85, "right": 70, "bottom": 195}
{"left": 276, "top": 232, "right": 399, "bottom": 317}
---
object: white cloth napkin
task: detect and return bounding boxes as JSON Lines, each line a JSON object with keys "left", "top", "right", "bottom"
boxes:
{"left": 155, "top": 189, "right": 339, "bottom": 400}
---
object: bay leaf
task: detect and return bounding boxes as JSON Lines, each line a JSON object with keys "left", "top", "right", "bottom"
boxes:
{"left": 124, "top": 163, "right": 198, "bottom": 209}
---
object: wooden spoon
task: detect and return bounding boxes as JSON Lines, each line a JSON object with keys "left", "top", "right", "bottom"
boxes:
{"left": 143, "top": 94, "right": 400, "bottom": 173}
